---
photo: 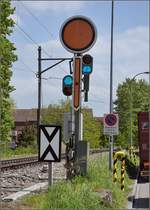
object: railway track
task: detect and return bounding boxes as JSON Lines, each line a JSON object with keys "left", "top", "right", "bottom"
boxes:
{"left": 1, "top": 156, "right": 38, "bottom": 170}
{"left": 0, "top": 148, "right": 117, "bottom": 200}
{"left": 0, "top": 148, "right": 112, "bottom": 171}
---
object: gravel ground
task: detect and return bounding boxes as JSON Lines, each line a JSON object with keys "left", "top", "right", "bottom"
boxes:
{"left": 0, "top": 153, "right": 104, "bottom": 210}
{"left": 0, "top": 160, "right": 66, "bottom": 198}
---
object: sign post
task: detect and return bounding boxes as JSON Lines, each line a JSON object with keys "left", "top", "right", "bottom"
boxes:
{"left": 38, "top": 125, "right": 61, "bottom": 185}
{"left": 60, "top": 16, "right": 97, "bottom": 176}
{"left": 104, "top": 113, "right": 119, "bottom": 135}
{"left": 48, "top": 162, "right": 53, "bottom": 186}
{"left": 104, "top": 113, "right": 119, "bottom": 171}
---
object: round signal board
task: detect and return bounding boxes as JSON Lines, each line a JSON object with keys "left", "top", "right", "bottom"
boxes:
{"left": 60, "top": 16, "right": 97, "bottom": 54}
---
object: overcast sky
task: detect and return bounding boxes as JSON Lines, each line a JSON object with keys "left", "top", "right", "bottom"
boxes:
{"left": 10, "top": 1, "right": 149, "bottom": 117}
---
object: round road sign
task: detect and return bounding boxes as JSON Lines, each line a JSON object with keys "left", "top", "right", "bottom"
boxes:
{"left": 60, "top": 16, "right": 97, "bottom": 54}
{"left": 104, "top": 114, "right": 118, "bottom": 127}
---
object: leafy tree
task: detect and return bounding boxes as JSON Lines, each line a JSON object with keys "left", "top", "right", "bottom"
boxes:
{"left": 19, "top": 125, "right": 36, "bottom": 147}
{"left": 114, "top": 78, "right": 149, "bottom": 147}
{"left": 99, "top": 128, "right": 109, "bottom": 148}
{"left": 41, "top": 99, "right": 70, "bottom": 126}
{"left": 82, "top": 108, "right": 101, "bottom": 148}
{"left": 41, "top": 100, "right": 102, "bottom": 148}
{"left": 41, "top": 99, "right": 71, "bottom": 141}
{"left": 0, "top": 0, "right": 17, "bottom": 141}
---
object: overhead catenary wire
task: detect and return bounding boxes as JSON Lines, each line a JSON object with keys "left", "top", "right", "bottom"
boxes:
{"left": 12, "top": 68, "right": 36, "bottom": 75}
{"left": 17, "top": 58, "right": 37, "bottom": 75}
{"left": 43, "top": 77, "right": 62, "bottom": 86}
{"left": 14, "top": 23, "right": 68, "bottom": 74}
{"left": 15, "top": 23, "right": 52, "bottom": 58}
{"left": 88, "top": 99, "right": 105, "bottom": 103}
{"left": 15, "top": 23, "right": 38, "bottom": 47}
{"left": 87, "top": 92, "right": 105, "bottom": 103}
{"left": 19, "top": 1, "right": 54, "bottom": 39}
{"left": 41, "top": 76, "right": 62, "bottom": 107}
{"left": 13, "top": 4, "right": 68, "bottom": 75}
{"left": 42, "top": 76, "right": 62, "bottom": 80}
{"left": 13, "top": 1, "right": 68, "bottom": 74}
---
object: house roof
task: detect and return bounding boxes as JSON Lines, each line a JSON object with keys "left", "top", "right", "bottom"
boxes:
{"left": 82, "top": 108, "right": 93, "bottom": 117}
{"left": 94, "top": 117, "right": 103, "bottom": 123}
{"left": 13, "top": 109, "right": 37, "bottom": 122}
{"left": 13, "top": 107, "right": 97, "bottom": 123}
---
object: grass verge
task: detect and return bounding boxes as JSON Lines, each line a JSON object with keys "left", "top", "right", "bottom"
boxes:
{"left": 18, "top": 154, "right": 133, "bottom": 210}
{"left": 1, "top": 144, "right": 37, "bottom": 158}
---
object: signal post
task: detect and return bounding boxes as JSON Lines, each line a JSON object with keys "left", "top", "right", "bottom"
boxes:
{"left": 60, "top": 16, "right": 97, "bottom": 176}
{"left": 73, "top": 55, "right": 82, "bottom": 172}
{"left": 37, "top": 15, "right": 97, "bottom": 180}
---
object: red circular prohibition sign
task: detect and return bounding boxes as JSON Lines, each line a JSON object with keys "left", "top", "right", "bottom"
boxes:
{"left": 105, "top": 114, "right": 117, "bottom": 127}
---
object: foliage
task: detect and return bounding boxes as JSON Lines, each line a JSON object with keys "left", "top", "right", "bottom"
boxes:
{"left": 41, "top": 99, "right": 70, "bottom": 127}
{"left": 0, "top": 0, "right": 17, "bottom": 142}
{"left": 19, "top": 125, "right": 36, "bottom": 147}
{"left": 1, "top": 143, "right": 37, "bottom": 158}
{"left": 42, "top": 100, "right": 102, "bottom": 148}
{"left": 99, "top": 124, "right": 109, "bottom": 148}
{"left": 82, "top": 108, "right": 101, "bottom": 148}
{"left": 21, "top": 155, "right": 133, "bottom": 209}
{"left": 114, "top": 78, "right": 149, "bottom": 147}
{"left": 125, "top": 154, "right": 139, "bottom": 179}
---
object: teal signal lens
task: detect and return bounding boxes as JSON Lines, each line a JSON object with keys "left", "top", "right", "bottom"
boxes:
{"left": 82, "top": 66, "right": 92, "bottom": 74}
{"left": 63, "top": 75, "right": 73, "bottom": 86}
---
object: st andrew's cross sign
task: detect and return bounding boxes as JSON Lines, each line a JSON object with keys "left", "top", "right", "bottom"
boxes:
{"left": 38, "top": 125, "right": 61, "bottom": 162}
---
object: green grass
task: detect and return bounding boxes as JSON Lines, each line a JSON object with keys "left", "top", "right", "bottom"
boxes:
{"left": 20, "top": 155, "right": 133, "bottom": 210}
{"left": 1, "top": 144, "right": 37, "bottom": 158}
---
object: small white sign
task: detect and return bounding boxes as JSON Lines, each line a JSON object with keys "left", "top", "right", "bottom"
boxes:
{"left": 39, "top": 125, "right": 61, "bottom": 162}
{"left": 103, "top": 113, "right": 119, "bottom": 135}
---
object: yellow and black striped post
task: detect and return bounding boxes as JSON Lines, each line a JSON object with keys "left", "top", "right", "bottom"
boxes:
{"left": 129, "top": 146, "right": 134, "bottom": 159}
{"left": 113, "top": 151, "right": 126, "bottom": 191}
{"left": 129, "top": 146, "right": 136, "bottom": 165}
{"left": 129, "top": 147, "right": 131, "bottom": 159}
{"left": 133, "top": 150, "right": 136, "bottom": 165}
{"left": 121, "top": 157, "right": 125, "bottom": 191}
{"left": 113, "top": 155, "right": 118, "bottom": 182}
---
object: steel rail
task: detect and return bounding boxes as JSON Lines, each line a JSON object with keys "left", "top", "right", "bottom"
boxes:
{"left": 1, "top": 148, "right": 117, "bottom": 170}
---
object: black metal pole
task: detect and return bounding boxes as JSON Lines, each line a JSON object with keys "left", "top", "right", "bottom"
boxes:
{"left": 37, "top": 46, "right": 42, "bottom": 145}
{"left": 110, "top": 0, "right": 114, "bottom": 113}
{"left": 109, "top": 0, "right": 114, "bottom": 171}
{"left": 149, "top": 69, "right": 150, "bottom": 184}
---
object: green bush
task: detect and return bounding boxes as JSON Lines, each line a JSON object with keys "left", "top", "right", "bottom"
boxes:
{"left": 19, "top": 125, "right": 36, "bottom": 147}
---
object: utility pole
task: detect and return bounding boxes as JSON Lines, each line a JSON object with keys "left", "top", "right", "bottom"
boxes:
{"left": 109, "top": 0, "right": 114, "bottom": 170}
{"left": 149, "top": 70, "right": 150, "bottom": 183}
{"left": 37, "top": 46, "right": 42, "bottom": 145}
{"left": 129, "top": 81, "right": 133, "bottom": 148}
{"left": 37, "top": 46, "right": 73, "bottom": 184}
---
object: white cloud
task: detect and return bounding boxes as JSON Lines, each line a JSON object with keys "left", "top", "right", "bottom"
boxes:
{"left": 86, "top": 26, "right": 149, "bottom": 115}
{"left": 113, "top": 26, "right": 149, "bottom": 88}
{"left": 114, "top": 26, "right": 149, "bottom": 62}
{"left": 22, "top": 1, "right": 84, "bottom": 12}
{"left": 11, "top": 77, "right": 38, "bottom": 108}
{"left": 11, "top": 25, "right": 149, "bottom": 116}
